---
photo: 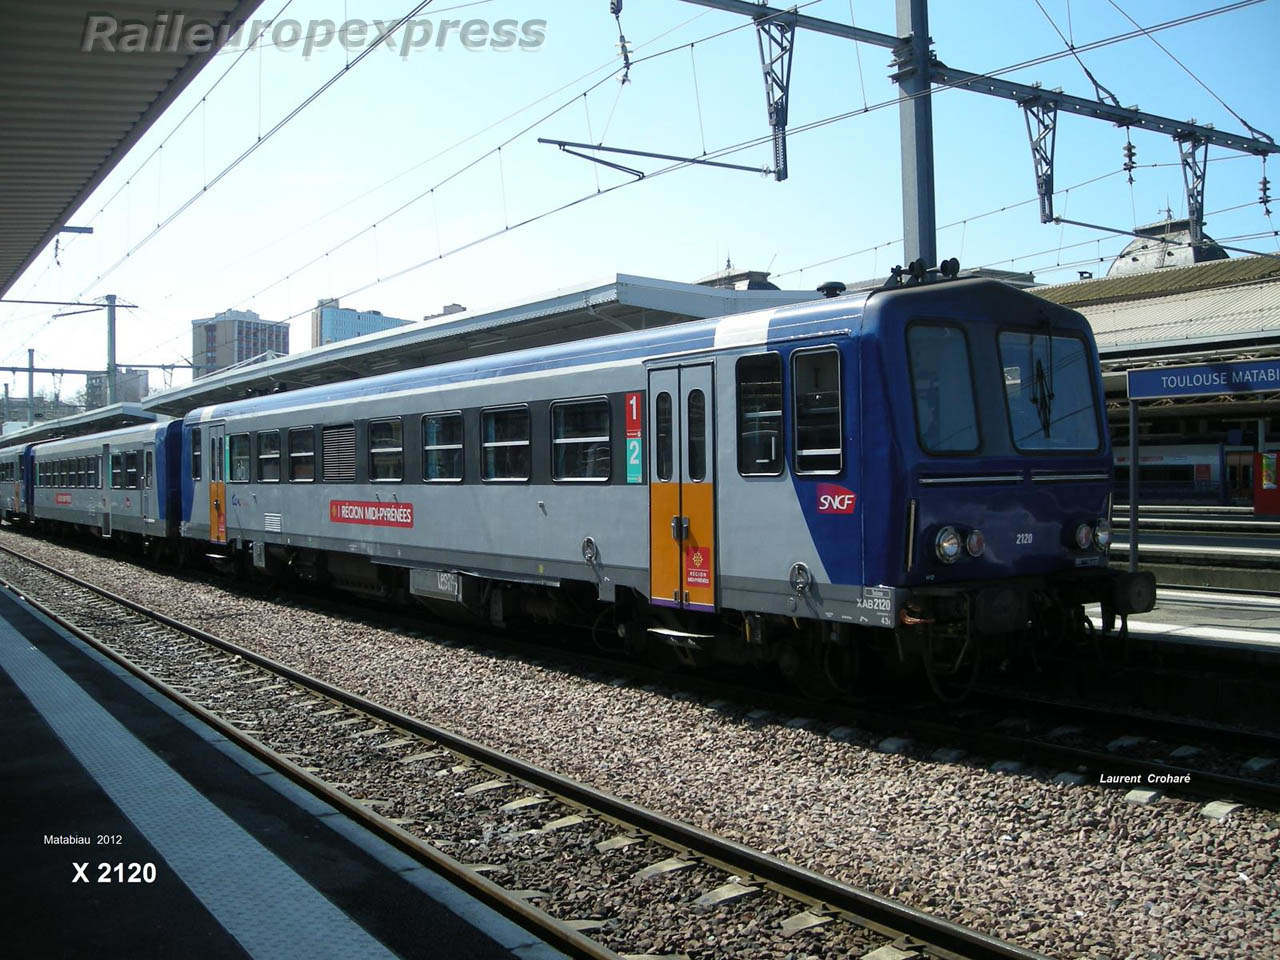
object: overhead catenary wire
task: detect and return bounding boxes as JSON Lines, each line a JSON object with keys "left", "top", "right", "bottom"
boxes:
{"left": 1033, "top": 0, "right": 1120, "bottom": 106}
{"left": 244, "top": 0, "right": 1277, "bottom": 330}
{"left": 131, "top": 4, "right": 732, "bottom": 363}
{"left": 226, "top": 4, "right": 811, "bottom": 312}
{"left": 106, "top": 3, "right": 723, "bottom": 364}
{"left": 1105, "top": 0, "right": 1273, "bottom": 144}
{"left": 57, "top": 0, "right": 1272, "bottom": 375}
{"left": 238, "top": 0, "right": 1266, "bottom": 321}
{"left": 76, "top": 0, "right": 442, "bottom": 298}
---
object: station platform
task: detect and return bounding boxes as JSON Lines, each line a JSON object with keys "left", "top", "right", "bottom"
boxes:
{"left": 1088, "top": 587, "right": 1280, "bottom": 655}
{"left": 0, "top": 587, "right": 563, "bottom": 960}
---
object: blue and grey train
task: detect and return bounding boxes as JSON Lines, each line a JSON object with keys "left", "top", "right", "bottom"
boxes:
{"left": 2, "top": 279, "right": 1155, "bottom": 695}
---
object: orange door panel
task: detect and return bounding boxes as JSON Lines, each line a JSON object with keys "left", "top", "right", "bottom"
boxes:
{"left": 647, "top": 364, "right": 717, "bottom": 611}
{"left": 209, "top": 426, "right": 227, "bottom": 544}
{"left": 648, "top": 370, "right": 682, "bottom": 606}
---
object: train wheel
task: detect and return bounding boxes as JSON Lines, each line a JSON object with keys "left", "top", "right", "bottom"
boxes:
{"left": 924, "top": 627, "right": 981, "bottom": 704}
{"left": 590, "top": 606, "right": 626, "bottom": 654}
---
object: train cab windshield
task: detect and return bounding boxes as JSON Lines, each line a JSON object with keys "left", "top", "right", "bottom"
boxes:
{"left": 908, "top": 322, "right": 1102, "bottom": 455}
{"left": 907, "top": 323, "right": 980, "bottom": 453}
{"left": 998, "top": 331, "right": 1100, "bottom": 451}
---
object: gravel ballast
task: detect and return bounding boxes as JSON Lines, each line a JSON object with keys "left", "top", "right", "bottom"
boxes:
{"left": 3, "top": 529, "right": 1277, "bottom": 959}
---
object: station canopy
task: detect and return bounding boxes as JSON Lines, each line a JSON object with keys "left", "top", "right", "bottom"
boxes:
{"left": 143, "top": 274, "right": 820, "bottom": 416}
{"left": 0, "top": 403, "right": 160, "bottom": 447}
{"left": 0, "top": 1, "right": 265, "bottom": 297}
{"left": 1035, "top": 255, "right": 1280, "bottom": 417}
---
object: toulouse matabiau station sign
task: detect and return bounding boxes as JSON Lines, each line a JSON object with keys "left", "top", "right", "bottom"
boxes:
{"left": 1127, "top": 358, "right": 1280, "bottom": 400}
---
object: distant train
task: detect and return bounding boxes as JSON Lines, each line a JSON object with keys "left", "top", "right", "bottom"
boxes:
{"left": 1, "top": 278, "right": 1155, "bottom": 698}
{"left": 1114, "top": 443, "right": 1277, "bottom": 505}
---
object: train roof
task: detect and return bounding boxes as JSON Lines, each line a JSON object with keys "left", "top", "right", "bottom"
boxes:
{"left": 29, "top": 420, "right": 171, "bottom": 455}
{"left": 180, "top": 279, "right": 1082, "bottom": 425}
{"left": 186, "top": 291, "right": 879, "bottom": 423}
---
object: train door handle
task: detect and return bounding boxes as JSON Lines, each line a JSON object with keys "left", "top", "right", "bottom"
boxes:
{"left": 670, "top": 515, "right": 689, "bottom": 541}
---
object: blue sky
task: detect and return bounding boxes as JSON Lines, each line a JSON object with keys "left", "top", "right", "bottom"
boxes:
{"left": 3, "top": 0, "right": 1277, "bottom": 401}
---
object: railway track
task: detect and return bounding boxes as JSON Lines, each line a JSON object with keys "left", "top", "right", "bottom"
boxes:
{"left": 0, "top": 542, "right": 1047, "bottom": 960}
{"left": 4, "top": 531, "right": 1279, "bottom": 821}
{"left": 269, "top": 547, "right": 1280, "bottom": 812}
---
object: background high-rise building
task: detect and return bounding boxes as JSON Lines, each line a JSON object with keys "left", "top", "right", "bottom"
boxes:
{"left": 192, "top": 309, "right": 289, "bottom": 378}
{"left": 85, "top": 367, "right": 148, "bottom": 408}
{"left": 311, "top": 299, "right": 411, "bottom": 347}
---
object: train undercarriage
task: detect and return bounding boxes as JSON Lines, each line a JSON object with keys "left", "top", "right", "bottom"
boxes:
{"left": 9, "top": 517, "right": 1156, "bottom": 704}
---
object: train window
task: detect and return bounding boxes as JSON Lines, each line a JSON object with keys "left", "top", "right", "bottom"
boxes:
{"left": 998, "top": 331, "right": 1100, "bottom": 452}
{"left": 368, "top": 418, "right": 403, "bottom": 482}
{"left": 257, "top": 431, "right": 281, "bottom": 482}
{"left": 228, "top": 434, "right": 250, "bottom": 483}
{"left": 481, "top": 407, "right": 530, "bottom": 481}
{"left": 656, "top": 393, "right": 674, "bottom": 482}
{"left": 289, "top": 428, "right": 315, "bottom": 482}
{"left": 145, "top": 451, "right": 154, "bottom": 489}
{"left": 322, "top": 425, "right": 356, "bottom": 483}
{"left": 792, "top": 348, "right": 843, "bottom": 474}
{"left": 80, "top": 457, "right": 89, "bottom": 487}
{"left": 90, "top": 456, "right": 100, "bottom": 489}
{"left": 551, "top": 399, "right": 610, "bottom": 482}
{"left": 111, "top": 455, "right": 123, "bottom": 489}
{"left": 736, "top": 354, "right": 784, "bottom": 476}
{"left": 687, "top": 390, "right": 707, "bottom": 481}
{"left": 125, "top": 451, "right": 139, "bottom": 489}
{"left": 422, "top": 412, "right": 463, "bottom": 482}
{"left": 907, "top": 324, "right": 979, "bottom": 455}
{"left": 191, "top": 427, "right": 202, "bottom": 480}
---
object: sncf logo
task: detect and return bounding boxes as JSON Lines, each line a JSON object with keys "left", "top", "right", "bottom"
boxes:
{"left": 816, "top": 483, "right": 857, "bottom": 515}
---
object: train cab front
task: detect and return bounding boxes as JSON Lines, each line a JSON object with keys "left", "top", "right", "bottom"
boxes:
{"left": 871, "top": 281, "right": 1155, "bottom": 659}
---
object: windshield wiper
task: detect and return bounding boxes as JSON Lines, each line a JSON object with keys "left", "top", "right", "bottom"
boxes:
{"left": 1032, "top": 357, "right": 1055, "bottom": 437}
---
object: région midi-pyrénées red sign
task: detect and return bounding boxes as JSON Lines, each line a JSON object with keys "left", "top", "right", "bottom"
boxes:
{"left": 329, "top": 500, "right": 415, "bottom": 528}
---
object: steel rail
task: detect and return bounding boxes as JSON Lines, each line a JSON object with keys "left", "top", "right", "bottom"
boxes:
{"left": 0, "top": 570, "right": 617, "bottom": 960}
{"left": 0, "top": 542, "right": 1048, "bottom": 960}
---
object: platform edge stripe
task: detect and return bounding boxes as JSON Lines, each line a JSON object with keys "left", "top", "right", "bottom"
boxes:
{"left": 0, "top": 612, "right": 400, "bottom": 960}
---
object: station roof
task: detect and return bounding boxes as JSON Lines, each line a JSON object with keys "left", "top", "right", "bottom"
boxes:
{"left": 0, "top": 0, "right": 265, "bottom": 297}
{"left": 1034, "top": 255, "right": 1280, "bottom": 310}
{"left": 0, "top": 402, "right": 160, "bottom": 448}
{"left": 143, "top": 274, "right": 821, "bottom": 416}
{"left": 1084, "top": 278, "right": 1280, "bottom": 357}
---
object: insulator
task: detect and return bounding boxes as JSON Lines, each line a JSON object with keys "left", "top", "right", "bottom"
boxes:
{"left": 1261, "top": 176, "right": 1272, "bottom": 207}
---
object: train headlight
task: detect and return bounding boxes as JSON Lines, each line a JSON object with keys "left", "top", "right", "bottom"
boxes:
{"left": 935, "top": 526, "right": 962, "bottom": 563}
{"left": 965, "top": 529, "right": 985, "bottom": 557}
{"left": 1094, "top": 518, "right": 1112, "bottom": 550}
{"left": 1073, "top": 522, "right": 1094, "bottom": 550}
